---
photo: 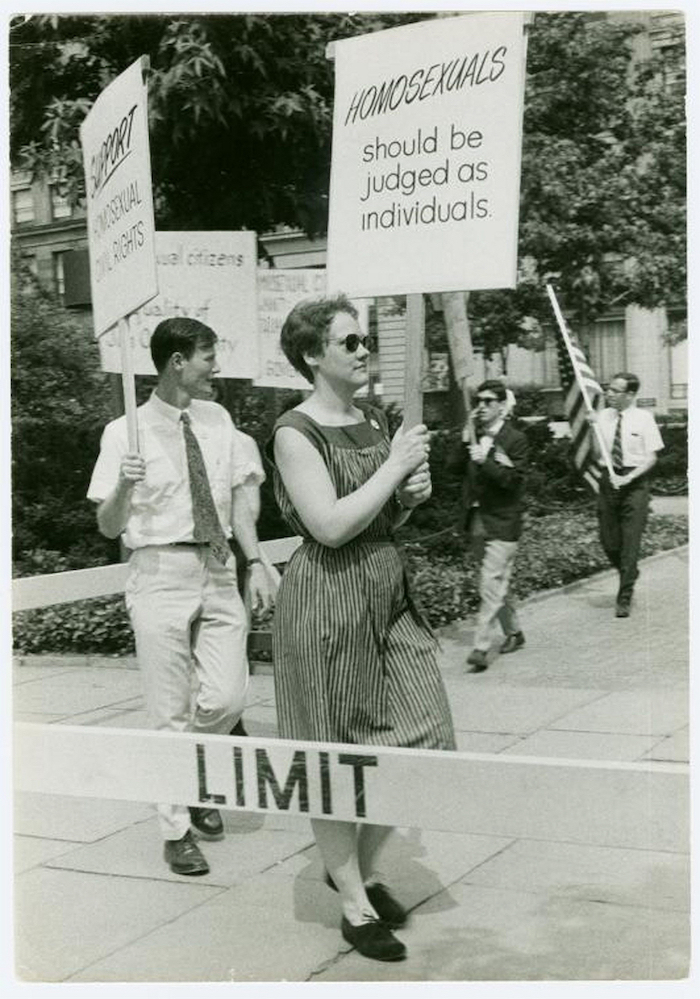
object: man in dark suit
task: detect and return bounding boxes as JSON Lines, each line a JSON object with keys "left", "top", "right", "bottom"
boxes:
{"left": 463, "top": 380, "right": 528, "bottom": 673}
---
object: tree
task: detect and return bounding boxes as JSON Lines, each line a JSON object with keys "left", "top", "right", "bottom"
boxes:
{"left": 9, "top": 12, "right": 426, "bottom": 564}
{"left": 10, "top": 12, "right": 686, "bottom": 352}
{"left": 10, "top": 12, "right": 421, "bottom": 235}
{"left": 10, "top": 252, "right": 116, "bottom": 567}
{"left": 469, "top": 11, "right": 686, "bottom": 362}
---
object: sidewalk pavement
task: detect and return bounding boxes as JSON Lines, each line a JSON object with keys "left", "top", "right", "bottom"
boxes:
{"left": 12, "top": 545, "right": 690, "bottom": 985}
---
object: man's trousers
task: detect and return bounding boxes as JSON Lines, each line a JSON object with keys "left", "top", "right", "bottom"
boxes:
{"left": 125, "top": 544, "right": 249, "bottom": 840}
{"left": 469, "top": 515, "right": 521, "bottom": 653}
{"left": 597, "top": 473, "right": 650, "bottom": 604}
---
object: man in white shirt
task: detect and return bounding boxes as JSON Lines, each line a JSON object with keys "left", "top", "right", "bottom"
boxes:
{"left": 88, "top": 317, "right": 276, "bottom": 875}
{"left": 590, "top": 372, "right": 664, "bottom": 618}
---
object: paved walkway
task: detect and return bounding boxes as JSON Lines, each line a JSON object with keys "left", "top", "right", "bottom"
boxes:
{"left": 11, "top": 547, "right": 691, "bottom": 987}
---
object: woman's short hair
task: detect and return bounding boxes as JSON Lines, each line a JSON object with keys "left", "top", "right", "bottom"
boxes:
{"left": 150, "top": 317, "right": 217, "bottom": 374}
{"left": 280, "top": 294, "right": 358, "bottom": 383}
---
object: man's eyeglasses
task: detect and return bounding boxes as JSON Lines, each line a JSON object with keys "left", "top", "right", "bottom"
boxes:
{"left": 607, "top": 386, "right": 627, "bottom": 395}
{"left": 333, "top": 333, "right": 373, "bottom": 353}
{"left": 475, "top": 396, "right": 499, "bottom": 406}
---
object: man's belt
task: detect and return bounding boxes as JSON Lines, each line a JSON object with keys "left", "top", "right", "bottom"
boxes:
{"left": 607, "top": 465, "right": 647, "bottom": 483}
{"left": 601, "top": 462, "right": 639, "bottom": 475}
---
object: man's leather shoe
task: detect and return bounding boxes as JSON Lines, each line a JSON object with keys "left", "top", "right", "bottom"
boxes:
{"left": 230, "top": 718, "right": 248, "bottom": 737}
{"left": 466, "top": 649, "right": 489, "bottom": 673}
{"left": 325, "top": 872, "right": 408, "bottom": 928}
{"left": 615, "top": 602, "right": 631, "bottom": 618}
{"left": 341, "top": 916, "right": 406, "bottom": 962}
{"left": 189, "top": 806, "right": 224, "bottom": 841}
{"left": 500, "top": 631, "right": 525, "bottom": 654}
{"left": 164, "top": 830, "right": 210, "bottom": 875}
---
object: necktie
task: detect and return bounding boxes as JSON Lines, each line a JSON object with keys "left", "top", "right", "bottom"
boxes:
{"left": 180, "top": 411, "right": 230, "bottom": 565}
{"left": 612, "top": 412, "right": 623, "bottom": 470}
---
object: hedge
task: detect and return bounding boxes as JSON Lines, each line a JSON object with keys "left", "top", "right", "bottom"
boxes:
{"left": 11, "top": 392, "right": 687, "bottom": 654}
{"left": 13, "top": 509, "right": 687, "bottom": 654}
{"left": 416, "top": 417, "right": 688, "bottom": 526}
{"left": 405, "top": 508, "right": 687, "bottom": 628}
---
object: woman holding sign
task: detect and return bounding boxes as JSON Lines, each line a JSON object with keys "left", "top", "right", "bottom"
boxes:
{"left": 266, "top": 294, "right": 455, "bottom": 962}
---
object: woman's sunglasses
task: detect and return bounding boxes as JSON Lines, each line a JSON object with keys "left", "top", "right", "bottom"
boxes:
{"left": 332, "top": 333, "right": 373, "bottom": 353}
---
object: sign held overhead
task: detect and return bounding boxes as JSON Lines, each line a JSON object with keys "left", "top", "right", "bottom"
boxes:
{"left": 80, "top": 56, "right": 158, "bottom": 336}
{"left": 327, "top": 13, "right": 527, "bottom": 298}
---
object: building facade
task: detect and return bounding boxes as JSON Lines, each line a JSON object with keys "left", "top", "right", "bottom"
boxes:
{"left": 10, "top": 180, "right": 687, "bottom": 419}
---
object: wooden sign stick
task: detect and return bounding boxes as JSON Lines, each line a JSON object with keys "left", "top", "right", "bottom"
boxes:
{"left": 403, "top": 293, "right": 425, "bottom": 429}
{"left": 119, "top": 314, "right": 139, "bottom": 452}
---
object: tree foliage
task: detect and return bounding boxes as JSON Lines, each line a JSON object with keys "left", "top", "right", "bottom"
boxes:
{"left": 10, "top": 11, "right": 686, "bottom": 351}
{"left": 10, "top": 11, "right": 420, "bottom": 235}
{"left": 469, "top": 11, "right": 686, "bottom": 360}
{"left": 10, "top": 252, "right": 115, "bottom": 566}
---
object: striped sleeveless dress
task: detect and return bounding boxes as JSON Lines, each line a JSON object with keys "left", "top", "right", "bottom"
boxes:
{"left": 267, "top": 405, "right": 456, "bottom": 751}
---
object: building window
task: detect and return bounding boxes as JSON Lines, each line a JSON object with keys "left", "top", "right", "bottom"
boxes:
{"left": 585, "top": 318, "right": 626, "bottom": 384}
{"left": 50, "top": 186, "right": 72, "bottom": 220}
{"left": 367, "top": 303, "right": 378, "bottom": 349}
{"left": 648, "top": 12, "right": 685, "bottom": 89}
{"left": 53, "top": 252, "right": 66, "bottom": 299}
{"left": 12, "top": 187, "right": 34, "bottom": 225}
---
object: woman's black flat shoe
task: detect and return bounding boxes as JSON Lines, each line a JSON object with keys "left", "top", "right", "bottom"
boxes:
{"left": 325, "top": 872, "right": 408, "bottom": 928}
{"left": 365, "top": 882, "right": 408, "bottom": 928}
{"left": 341, "top": 916, "right": 406, "bottom": 962}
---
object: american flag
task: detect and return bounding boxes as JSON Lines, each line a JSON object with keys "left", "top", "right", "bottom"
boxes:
{"left": 547, "top": 286, "right": 605, "bottom": 494}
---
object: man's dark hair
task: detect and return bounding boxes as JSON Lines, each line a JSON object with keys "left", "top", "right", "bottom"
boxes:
{"left": 476, "top": 379, "right": 507, "bottom": 402}
{"left": 150, "top": 318, "right": 217, "bottom": 374}
{"left": 611, "top": 372, "right": 640, "bottom": 395}
{"left": 280, "top": 294, "right": 358, "bottom": 384}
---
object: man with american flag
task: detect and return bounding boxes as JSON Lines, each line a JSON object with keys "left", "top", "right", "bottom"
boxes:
{"left": 587, "top": 374, "right": 664, "bottom": 618}
{"left": 547, "top": 286, "right": 664, "bottom": 619}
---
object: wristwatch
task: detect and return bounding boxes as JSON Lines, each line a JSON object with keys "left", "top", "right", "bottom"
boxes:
{"left": 395, "top": 490, "right": 411, "bottom": 512}
{"left": 246, "top": 557, "right": 263, "bottom": 568}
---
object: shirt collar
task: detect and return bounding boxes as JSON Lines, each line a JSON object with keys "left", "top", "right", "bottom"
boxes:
{"left": 481, "top": 417, "right": 505, "bottom": 438}
{"left": 149, "top": 390, "right": 190, "bottom": 425}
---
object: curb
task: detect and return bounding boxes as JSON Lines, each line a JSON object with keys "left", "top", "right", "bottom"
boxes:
{"left": 515, "top": 542, "right": 689, "bottom": 609}
{"left": 12, "top": 545, "right": 688, "bottom": 672}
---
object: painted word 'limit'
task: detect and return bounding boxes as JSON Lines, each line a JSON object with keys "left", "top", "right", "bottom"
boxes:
{"left": 196, "top": 744, "right": 379, "bottom": 819}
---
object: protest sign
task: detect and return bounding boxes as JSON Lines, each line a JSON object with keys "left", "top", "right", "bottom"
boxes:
{"left": 80, "top": 57, "right": 158, "bottom": 336}
{"left": 254, "top": 269, "right": 327, "bottom": 389}
{"left": 253, "top": 269, "right": 371, "bottom": 390}
{"left": 327, "top": 12, "right": 526, "bottom": 298}
{"left": 97, "top": 231, "right": 258, "bottom": 378}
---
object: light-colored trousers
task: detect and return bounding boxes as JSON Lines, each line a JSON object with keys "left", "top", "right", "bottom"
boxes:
{"left": 470, "top": 524, "right": 521, "bottom": 653}
{"left": 125, "top": 545, "right": 249, "bottom": 840}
